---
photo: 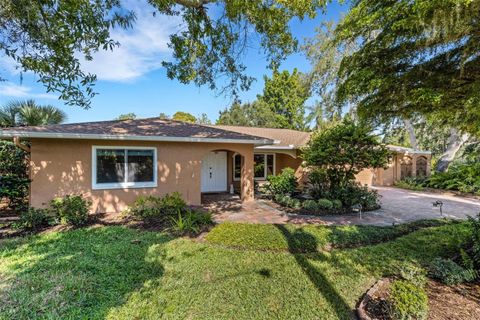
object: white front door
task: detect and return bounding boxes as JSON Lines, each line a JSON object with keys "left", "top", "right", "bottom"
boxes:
{"left": 201, "top": 151, "right": 227, "bottom": 193}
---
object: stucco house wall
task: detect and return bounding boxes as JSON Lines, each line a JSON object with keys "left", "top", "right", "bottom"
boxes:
{"left": 29, "top": 138, "right": 254, "bottom": 213}
{"left": 355, "top": 152, "right": 432, "bottom": 187}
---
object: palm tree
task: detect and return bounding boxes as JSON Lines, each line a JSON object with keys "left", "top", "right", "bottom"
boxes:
{"left": 0, "top": 100, "right": 67, "bottom": 127}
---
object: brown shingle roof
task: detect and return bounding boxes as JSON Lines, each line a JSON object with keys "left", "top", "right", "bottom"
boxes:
{"left": 0, "top": 118, "right": 274, "bottom": 144}
{"left": 213, "top": 125, "right": 311, "bottom": 148}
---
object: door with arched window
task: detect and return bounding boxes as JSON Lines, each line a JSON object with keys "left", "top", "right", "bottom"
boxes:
{"left": 400, "top": 156, "right": 413, "bottom": 179}
{"left": 416, "top": 156, "right": 428, "bottom": 177}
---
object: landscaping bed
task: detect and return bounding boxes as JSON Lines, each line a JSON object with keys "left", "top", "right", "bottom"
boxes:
{"left": 0, "top": 192, "right": 213, "bottom": 239}
{"left": 358, "top": 278, "right": 480, "bottom": 320}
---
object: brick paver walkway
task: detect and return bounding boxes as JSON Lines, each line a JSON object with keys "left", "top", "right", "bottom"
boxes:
{"left": 203, "top": 187, "right": 480, "bottom": 226}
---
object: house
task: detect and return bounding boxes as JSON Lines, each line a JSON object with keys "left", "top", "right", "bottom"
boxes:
{"left": 0, "top": 118, "right": 431, "bottom": 212}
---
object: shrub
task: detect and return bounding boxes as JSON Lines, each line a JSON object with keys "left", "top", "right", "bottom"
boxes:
{"left": 50, "top": 195, "right": 90, "bottom": 226}
{"left": 13, "top": 208, "right": 52, "bottom": 230}
{"left": 332, "top": 199, "right": 342, "bottom": 210}
{"left": 160, "top": 192, "right": 187, "bottom": 215}
{"left": 302, "top": 199, "right": 319, "bottom": 212}
{"left": 303, "top": 120, "right": 389, "bottom": 196}
{"left": 287, "top": 197, "right": 301, "bottom": 209}
{"left": 317, "top": 198, "right": 333, "bottom": 210}
{"left": 265, "top": 168, "right": 297, "bottom": 196}
{"left": 127, "top": 192, "right": 187, "bottom": 219}
{"left": 429, "top": 257, "right": 477, "bottom": 285}
{"left": 170, "top": 209, "right": 213, "bottom": 234}
{"left": 273, "top": 194, "right": 302, "bottom": 209}
{"left": 333, "top": 183, "right": 380, "bottom": 210}
{"left": 127, "top": 195, "right": 162, "bottom": 218}
{"left": 426, "top": 163, "right": 480, "bottom": 194}
{"left": 0, "top": 175, "right": 30, "bottom": 210}
{"left": 388, "top": 280, "right": 428, "bottom": 320}
{"left": 308, "top": 168, "right": 330, "bottom": 199}
{"left": 0, "top": 141, "right": 30, "bottom": 210}
{"left": 394, "top": 177, "right": 426, "bottom": 191}
{"left": 466, "top": 213, "right": 480, "bottom": 270}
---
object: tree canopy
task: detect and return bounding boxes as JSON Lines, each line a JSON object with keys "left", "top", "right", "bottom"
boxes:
{"left": 196, "top": 113, "right": 211, "bottom": 125}
{"left": 172, "top": 111, "right": 196, "bottom": 123}
{"left": 1, "top": 0, "right": 326, "bottom": 108}
{"left": 303, "top": 119, "right": 390, "bottom": 182}
{"left": 260, "top": 68, "right": 309, "bottom": 130}
{"left": 303, "top": 21, "right": 357, "bottom": 128}
{"left": 217, "top": 68, "right": 309, "bottom": 130}
{"left": 116, "top": 113, "right": 137, "bottom": 120}
{"left": 216, "top": 101, "right": 277, "bottom": 127}
{"left": 0, "top": 100, "right": 67, "bottom": 127}
{"left": 333, "top": 0, "right": 480, "bottom": 136}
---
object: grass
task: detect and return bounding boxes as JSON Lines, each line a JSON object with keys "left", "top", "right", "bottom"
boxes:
{"left": 0, "top": 221, "right": 471, "bottom": 319}
{"left": 205, "top": 219, "right": 457, "bottom": 252}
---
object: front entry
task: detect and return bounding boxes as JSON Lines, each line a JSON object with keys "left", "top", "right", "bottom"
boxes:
{"left": 201, "top": 151, "right": 227, "bottom": 193}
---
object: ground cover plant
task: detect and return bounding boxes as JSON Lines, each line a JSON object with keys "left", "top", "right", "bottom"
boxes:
{"left": 124, "top": 192, "right": 213, "bottom": 235}
{"left": 0, "top": 219, "right": 473, "bottom": 319}
{"left": 205, "top": 219, "right": 457, "bottom": 252}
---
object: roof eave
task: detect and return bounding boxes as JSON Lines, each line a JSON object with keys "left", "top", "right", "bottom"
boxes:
{"left": 0, "top": 131, "right": 273, "bottom": 145}
{"left": 255, "top": 144, "right": 298, "bottom": 150}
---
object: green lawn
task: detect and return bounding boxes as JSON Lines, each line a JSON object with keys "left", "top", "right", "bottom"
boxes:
{"left": 0, "top": 221, "right": 470, "bottom": 319}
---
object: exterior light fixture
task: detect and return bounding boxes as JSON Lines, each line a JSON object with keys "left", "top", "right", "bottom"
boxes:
{"left": 432, "top": 200, "right": 444, "bottom": 216}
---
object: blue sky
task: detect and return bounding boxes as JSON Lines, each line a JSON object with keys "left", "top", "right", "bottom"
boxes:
{"left": 0, "top": 1, "right": 346, "bottom": 124}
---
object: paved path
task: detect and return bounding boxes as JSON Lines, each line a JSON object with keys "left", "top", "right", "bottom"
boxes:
{"left": 207, "top": 187, "right": 480, "bottom": 226}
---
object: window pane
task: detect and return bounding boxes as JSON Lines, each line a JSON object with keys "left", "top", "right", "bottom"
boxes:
{"left": 254, "top": 154, "right": 265, "bottom": 179}
{"left": 97, "top": 149, "right": 125, "bottom": 183}
{"left": 127, "top": 150, "right": 154, "bottom": 182}
{"left": 266, "top": 154, "right": 274, "bottom": 176}
{"left": 234, "top": 154, "right": 241, "bottom": 179}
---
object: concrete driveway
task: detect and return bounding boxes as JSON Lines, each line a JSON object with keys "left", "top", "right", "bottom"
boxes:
{"left": 375, "top": 186, "right": 480, "bottom": 222}
{"left": 209, "top": 187, "right": 480, "bottom": 226}
{"left": 318, "top": 187, "right": 480, "bottom": 226}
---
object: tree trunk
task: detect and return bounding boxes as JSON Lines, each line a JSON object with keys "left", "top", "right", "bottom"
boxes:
{"left": 403, "top": 118, "right": 418, "bottom": 150}
{"left": 435, "top": 128, "right": 470, "bottom": 172}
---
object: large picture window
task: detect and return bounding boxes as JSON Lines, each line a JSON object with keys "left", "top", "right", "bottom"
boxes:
{"left": 93, "top": 147, "right": 157, "bottom": 189}
{"left": 233, "top": 153, "right": 275, "bottom": 181}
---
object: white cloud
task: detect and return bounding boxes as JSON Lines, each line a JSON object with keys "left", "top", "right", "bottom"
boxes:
{"left": 79, "top": 0, "right": 181, "bottom": 82}
{"left": 0, "top": 83, "right": 57, "bottom": 99}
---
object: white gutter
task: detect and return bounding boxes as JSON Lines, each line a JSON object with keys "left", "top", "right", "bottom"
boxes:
{"left": 387, "top": 146, "right": 431, "bottom": 155}
{"left": 0, "top": 131, "right": 274, "bottom": 145}
{"left": 255, "top": 144, "right": 296, "bottom": 150}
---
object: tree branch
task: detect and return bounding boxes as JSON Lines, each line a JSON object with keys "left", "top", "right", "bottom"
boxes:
{"left": 174, "top": 0, "right": 214, "bottom": 8}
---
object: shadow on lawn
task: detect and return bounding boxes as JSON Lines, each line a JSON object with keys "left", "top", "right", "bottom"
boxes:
{"left": 0, "top": 226, "right": 171, "bottom": 319}
{"left": 275, "top": 224, "right": 355, "bottom": 319}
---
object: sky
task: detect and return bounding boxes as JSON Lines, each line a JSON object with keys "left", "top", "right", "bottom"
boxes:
{"left": 0, "top": 1, "right": 346, "bottom": 124}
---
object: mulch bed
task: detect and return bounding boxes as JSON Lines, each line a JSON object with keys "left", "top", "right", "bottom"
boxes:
{"left": 426, "top": 280, "right": 480, "bottom": 320}
{"left": 358, "top": 278, "right": 480, "bottom": 320}
{"left": 0, "top": 210, "right": 212, "bottom": 240}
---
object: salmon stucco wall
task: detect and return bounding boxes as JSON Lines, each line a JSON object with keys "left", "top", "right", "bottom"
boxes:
{"left": 355, "top": 152, "right": 431, "bottom": 186}
{"left": 29, "top": 138, "right": 254, "bottom": 213}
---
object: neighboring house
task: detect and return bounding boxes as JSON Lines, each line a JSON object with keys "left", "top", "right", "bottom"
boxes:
{"left": 0, "top": 118, "right": 431, "bottom": 213}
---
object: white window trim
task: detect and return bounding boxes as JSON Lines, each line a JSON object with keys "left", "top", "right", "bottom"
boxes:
{"left": 233, "top": 153, "right": 276, "bottom": 181}
{"left": 92, "top": 146, "right": 157, "bottom": 190}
